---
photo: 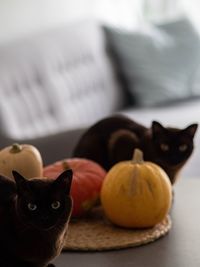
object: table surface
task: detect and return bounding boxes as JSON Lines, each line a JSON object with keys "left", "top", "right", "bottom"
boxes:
{"left": 53, "top": 178, "right": 200, "bottom": 267}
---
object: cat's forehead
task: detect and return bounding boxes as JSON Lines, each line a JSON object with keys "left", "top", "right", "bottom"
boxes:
{"left": 156, "top": 127, "right": 188, "bottom": 142}
{"left": 165, "top": 127, "right": 184, "bottom": 137}
{"left": 21, "top": 180, "right": 62, "bottom": 201}
{"left": 166, "top": 127, "right": 180, "bottom": 133}
{"left": 28, "top": 178, "right": 54, "bottom": 192}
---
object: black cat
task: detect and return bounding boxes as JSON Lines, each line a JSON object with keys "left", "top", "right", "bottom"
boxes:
{"left": 73, "top": 115, "right": 198, "bottom": 184}
{"left": 0, "top": 169, "right": 73, "bottom": 267}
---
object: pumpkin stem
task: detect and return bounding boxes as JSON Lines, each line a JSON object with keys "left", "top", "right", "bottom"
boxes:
{"left": 132, "top": 149, "right": 144, "bottom": 164}
{"left": 62, "top": 160, "right": 71, "bottom": 170}
{"left": 10, "top": 143, "right": 22, "bottom": 153}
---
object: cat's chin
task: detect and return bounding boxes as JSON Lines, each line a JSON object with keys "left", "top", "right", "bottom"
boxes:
{"left": 35, "top": 223, "right": 58, "bottom": 231}
{"left": 24, "top": 220, "right": 58, "bottom": 231}
{"left": 168, "top": 158, "right": 187, "bottom": 168}
{"left": 170, "top": 162, "right": 182, "bottom": 167}
{"left": 155, "top": 158, "right": 186, "bottom": 170}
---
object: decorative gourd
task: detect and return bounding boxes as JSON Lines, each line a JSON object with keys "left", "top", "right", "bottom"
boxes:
{"left": 101, "top": 149, "right": 172, "bottom": 228}
{"left": 43, "top": 158, "right": 107, "bottom": 218}
{"left": 0, "top": 143, "right": 43, "bottom": 179}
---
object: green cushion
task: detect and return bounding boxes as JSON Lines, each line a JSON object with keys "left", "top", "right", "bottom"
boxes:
{"left": 105, "top": 17, "right": 200, "bottom": 107}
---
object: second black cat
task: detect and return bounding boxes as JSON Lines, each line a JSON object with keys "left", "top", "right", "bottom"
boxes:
{"left": 0, "top": 169, "right": 73, "bottom": 267}
{"left": 73, "top": 115, "right": 198, "bottom": 184}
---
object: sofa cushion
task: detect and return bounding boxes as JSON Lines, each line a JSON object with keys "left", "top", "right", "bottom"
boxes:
{"left": 105, "top": 17, "right": 200, "bottom": 107}
{"left": 0, "top": 20, "right": 123, "bottom": 139}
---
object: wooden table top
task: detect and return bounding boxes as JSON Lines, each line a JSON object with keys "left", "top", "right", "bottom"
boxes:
{"left": 53, "top": 178, "right": 200, "bottom": 267}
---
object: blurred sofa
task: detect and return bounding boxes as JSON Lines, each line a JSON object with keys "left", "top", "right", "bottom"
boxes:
{"left": 0, "top": 20, "right": 124, "bottom": 164}
{"left": 0, "top": 18, "right": 200, "bottom": 179}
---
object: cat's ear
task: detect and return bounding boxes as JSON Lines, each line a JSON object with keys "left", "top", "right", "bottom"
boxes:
{"left": 152, "top": 121, "right": 166, "bottom": 138}
{"left": 12, "top": 170, "right": 28, "bottom": 195}
{"left": 54, "top": 169, "right": 73, "bottom": 195}
{"left": 183, "top": 124, "right": 198, "bottom": 138}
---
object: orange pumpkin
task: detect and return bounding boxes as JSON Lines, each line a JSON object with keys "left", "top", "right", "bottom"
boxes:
{"left": 43, "top": 158, "right": 106, "bottom": 217}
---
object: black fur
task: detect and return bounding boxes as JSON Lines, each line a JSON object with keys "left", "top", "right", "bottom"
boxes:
{"left": 73, "top": 115, "right": 198, "bottom": 184}
{"left": 0, "top": 170, "right": 73, "bottom": 267}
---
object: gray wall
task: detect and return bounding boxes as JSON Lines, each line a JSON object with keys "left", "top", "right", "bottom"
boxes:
{"left": 0, "top": 0, "right": 142, "bottom": 44}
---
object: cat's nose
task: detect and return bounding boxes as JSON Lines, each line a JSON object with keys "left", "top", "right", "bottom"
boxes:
{"left": 170, "top": 156, "right": 180, "bottom": 165}
{"left": 41, "top": 215, "right": 49, "bottom": 221}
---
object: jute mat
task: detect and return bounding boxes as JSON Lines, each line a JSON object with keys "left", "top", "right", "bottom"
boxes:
{"left": 63, "top": 206, "right": 172, "bottom": 251}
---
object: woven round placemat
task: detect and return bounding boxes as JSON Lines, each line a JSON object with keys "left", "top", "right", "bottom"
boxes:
{"left": 63, "top": 207, "right": 172, "bottom": 251}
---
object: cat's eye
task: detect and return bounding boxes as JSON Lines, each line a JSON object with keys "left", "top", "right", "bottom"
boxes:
{"left": 179, "top": 144, "right": 188, "bottom": 152}
{"left": 160, "top": 143, "right": 169, "bottom": 152}
{"left": 51, "top": 201, "right": 61, "bottom": 210}
{"left": 27, "top": 203, "right": 37, "bottom": 211}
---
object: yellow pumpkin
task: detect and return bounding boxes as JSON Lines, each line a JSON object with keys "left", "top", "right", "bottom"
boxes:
{"left": 101, "top": 149, "right": 172, "bottom": 228}
{"left": 0, "top": 143, "right": 43, "bottom": 179}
